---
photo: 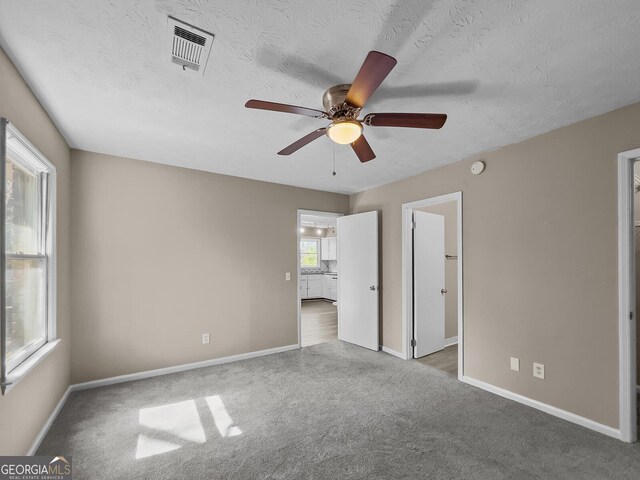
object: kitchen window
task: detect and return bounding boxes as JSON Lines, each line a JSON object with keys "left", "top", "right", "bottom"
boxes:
{"left": 1, "top": 119, "right": 57, "bottom": 394}
{"left": 300, "top": 238, "right": 321, "bottom": 269}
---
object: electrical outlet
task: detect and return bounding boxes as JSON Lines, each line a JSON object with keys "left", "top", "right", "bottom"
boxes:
{"left": 202, "top": 333, "right": 210, "bottom": 345}
{"left": 285, "top": 272, "right": 291, "bottom": 281}
{"left": 533, "top": 362, "right": 544, "bottom": 379}
{"left": 510, "top": 357, "right": 520, "bottom": 372}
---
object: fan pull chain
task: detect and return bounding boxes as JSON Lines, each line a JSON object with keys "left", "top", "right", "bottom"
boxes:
{"left": 332, "top": 143, "right": 337, "bottom": 176}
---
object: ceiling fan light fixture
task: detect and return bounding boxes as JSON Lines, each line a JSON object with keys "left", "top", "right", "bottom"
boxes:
{"left": 245, "top": 51, "right": 447, "bottom": 162}
{"left": 326, "top": 119, "right": 363, "bottom": 145}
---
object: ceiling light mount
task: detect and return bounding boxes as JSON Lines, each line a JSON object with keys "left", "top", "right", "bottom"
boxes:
{"left": 322, "top": 84, "right": 360, "bottom": 119}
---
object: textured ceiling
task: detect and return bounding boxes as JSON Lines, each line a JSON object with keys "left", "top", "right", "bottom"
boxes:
{"left": 1, "top": 1, "right": 639, "bottom": 194}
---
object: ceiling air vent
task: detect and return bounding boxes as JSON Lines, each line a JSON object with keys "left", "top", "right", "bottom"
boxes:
{"left": 166, "top": 17, "right": 214, "bottom": 76}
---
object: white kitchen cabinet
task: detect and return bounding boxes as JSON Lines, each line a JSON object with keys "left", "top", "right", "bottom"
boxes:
{"left": 322, "top": 275, "right": 330, "bottom": 299}
{"left": 303, "top": 274, "right": 336, "bottom": 300}
{"left": 328, "top": 275, "right": 337, "bottom": 301}
{"left": 322, "top": 274, "right": 338, "bottom": 301}
{"left": 329, "top": 277, "right": 338, "bottom": 302}
{"left": 300, "top": 274, "right": 323, "bottom": 298}
{"left": 321, "top": 237, "right": 337, "bottom": 260}
{"left": 306, "top": 275, "right": 323, "bottom": 298}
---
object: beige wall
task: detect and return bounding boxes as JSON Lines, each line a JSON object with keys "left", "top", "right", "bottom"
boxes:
{"left": 417, "top": 202, "right": 458, "bottom": 339}
{"left": 0, "top": 48, "right": 71, "bottom": 454}
{"left": 70, "top": 150, "right": 348, "bottom": 383}
{"left": 351, "top": 102, "right": 640, "bottom": 429}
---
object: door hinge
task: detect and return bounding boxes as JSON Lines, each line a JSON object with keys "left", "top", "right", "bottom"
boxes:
{"left": 630, "top": 311, "right": 634, "bottom": 320}
{"left": 411, "top": 339, "right": 417, "bottom": 347}
{"left": 411, "top": 221, "right": 416, "bottom": 229}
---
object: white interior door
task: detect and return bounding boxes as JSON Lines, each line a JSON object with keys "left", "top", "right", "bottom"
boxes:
{"left": 413, "top": 211, "right": 445, "bottom": 358}
{"left": 337, "top": 211, "right": 379, "bottom": 351}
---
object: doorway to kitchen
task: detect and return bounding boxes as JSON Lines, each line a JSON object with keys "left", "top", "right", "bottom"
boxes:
{"left": 402, "top": 192, "right": 463, "bottom": 378}
{"left": 297, "top": 210, "right": 343, "bottom": 347}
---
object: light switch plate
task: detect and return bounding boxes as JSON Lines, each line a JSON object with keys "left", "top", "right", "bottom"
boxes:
{"left": 202, "top": 333, "right": 210, "bottom": 345}
{"left": 510, "top": 357, "right": 520, "bottom": 372}
{"left": 285, "top": 272, "right": 291, "bottom": 281}
{"left": 533, "top": 362, "right": 544, "bottom": 379}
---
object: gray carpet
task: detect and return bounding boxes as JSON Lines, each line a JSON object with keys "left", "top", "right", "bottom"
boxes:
{"left": 38, "top": 341, "right": 640, "bottom": 479}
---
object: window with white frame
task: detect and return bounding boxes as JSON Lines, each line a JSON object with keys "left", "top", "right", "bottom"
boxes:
{"left": 1, "top": 119, "right": 56, "bottom": 394}
{"left": 300, "top": 238, "right": 320, "bottom": 269}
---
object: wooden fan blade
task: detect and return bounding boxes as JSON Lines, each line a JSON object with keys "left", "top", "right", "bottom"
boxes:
{"left": 345, "top": 51, "right": 397, "bottom": 109}
{"left": 351, "top": 135, "right": 376, "bottom": 163}
{"left": 245, "top": 100, "right": 327, "bottom": 118}
{"left": 278, "top": 128, "right": 327, "bottom": 155}
{"left": 364, "top": 113, "right": 447, "bottom": 129}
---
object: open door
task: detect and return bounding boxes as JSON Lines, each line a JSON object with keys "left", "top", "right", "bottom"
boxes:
{"left": 413, "top": 211, "right": 445, "bottom": 358}
{"left": 337, "top": 211, "right": 379, "bottom": 351}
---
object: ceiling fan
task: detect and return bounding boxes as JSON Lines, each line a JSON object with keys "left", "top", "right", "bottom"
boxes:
{"left": 245, "top": 51, "right": 447, "bottom": 163}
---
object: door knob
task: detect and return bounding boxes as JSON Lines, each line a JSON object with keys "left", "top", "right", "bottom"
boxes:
{"left": 441, "top": 289, "right": 447, "bottom": 295}
{"left": 370, "top": 285, "right": 377, "bottom": 291}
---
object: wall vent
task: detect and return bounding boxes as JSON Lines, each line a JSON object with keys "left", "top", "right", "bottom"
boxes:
{"left": 167, "top": 17, "right": 214, "bottom": 76}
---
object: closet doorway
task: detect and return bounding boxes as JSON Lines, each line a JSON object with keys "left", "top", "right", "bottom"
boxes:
{"left": 402, "top": 192, "right": 463, "bottom": 378}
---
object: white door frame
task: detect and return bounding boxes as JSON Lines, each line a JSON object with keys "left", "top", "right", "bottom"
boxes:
{"left": 617, "top": 148, "right": 639, "bottom": 443}
{"left": 297, "top": 209, "right": 344, "bottom": 348}
{"left": 401, "top": 192, "right": 463, "bottom": 379}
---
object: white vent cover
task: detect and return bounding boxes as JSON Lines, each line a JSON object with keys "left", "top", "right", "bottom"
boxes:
{"left": 166, "top": 17, "right": 214, "bottom": 76}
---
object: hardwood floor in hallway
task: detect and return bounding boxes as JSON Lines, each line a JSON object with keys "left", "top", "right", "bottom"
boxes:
{"left": 301, "top": 300, "right": 337, "bottom": 347}
{"left": 415, "top": 344, "right": 458, "bottom": 377}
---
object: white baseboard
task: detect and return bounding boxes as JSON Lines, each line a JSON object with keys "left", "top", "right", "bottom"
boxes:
{"left": 27, "top": 344, "right": 299, "bottom": 454}
{"left": 462, "top": 375, "right": 621, "bottom": 440}
{"left": 380, "top": 345, "right": 404, "bottom": 359}
{"left": 71, "top": 344, "right": 299, "bottom": 392}
{"left": 27, "top": 386, "right": 71, "bottom": 456}
{"left": 444, "top": 336, "right": 458, "bottom": 347}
